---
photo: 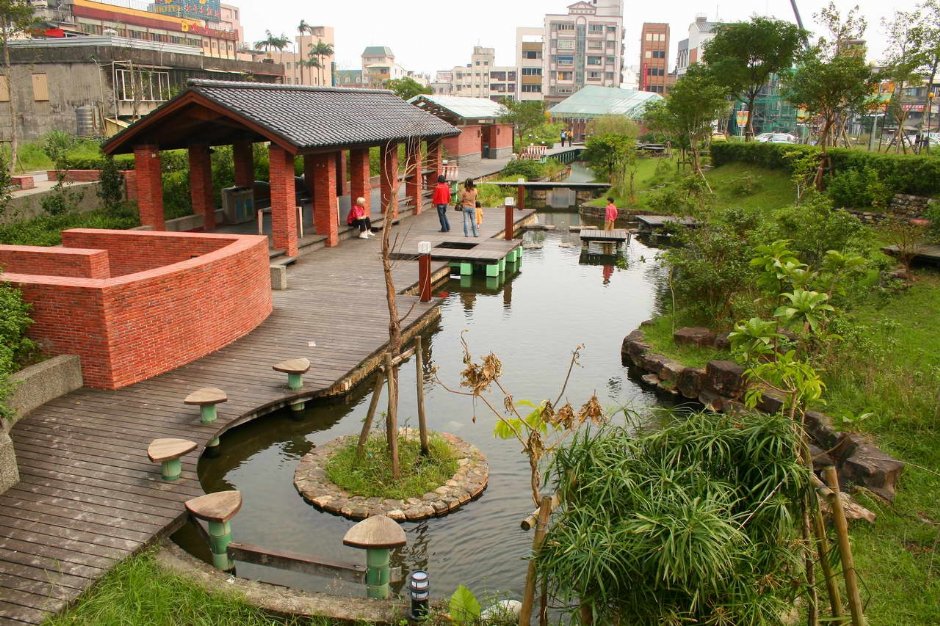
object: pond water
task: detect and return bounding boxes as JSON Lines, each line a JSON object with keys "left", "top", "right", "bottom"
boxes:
{"left": 182, "top": 210, "right": 667, "bottom": 599}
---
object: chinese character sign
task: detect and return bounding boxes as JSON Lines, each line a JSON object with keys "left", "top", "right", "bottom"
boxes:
{"left": 152, "top": 0, "right": 221, "bottom": 22}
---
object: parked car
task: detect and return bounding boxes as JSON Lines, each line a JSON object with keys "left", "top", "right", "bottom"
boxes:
{"left": 756, "top": 132, "right": 797, "bottom": 144}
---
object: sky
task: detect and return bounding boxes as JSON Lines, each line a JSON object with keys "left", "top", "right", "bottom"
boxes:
{"left": 238, "top": 0, "right": 921, "bottom": 77}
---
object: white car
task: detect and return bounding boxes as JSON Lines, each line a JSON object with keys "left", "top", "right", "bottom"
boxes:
{"left": 763, "top": 133, "right": 797, "bottom": 144}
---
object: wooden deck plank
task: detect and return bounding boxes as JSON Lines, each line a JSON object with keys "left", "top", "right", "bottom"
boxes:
{"left": 0, "top": 206, "right": 536, "bottom": 622}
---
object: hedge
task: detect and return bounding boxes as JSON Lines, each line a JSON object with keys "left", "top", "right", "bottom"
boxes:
{"left": 710, "top": 142, "right": 940, "bottom": 196}
{"left": 64, "top": 154, "right": 135, "bottom": 171}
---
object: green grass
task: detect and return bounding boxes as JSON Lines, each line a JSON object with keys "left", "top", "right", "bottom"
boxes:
{"left": 640, "top": 315, "right": 731, "bottom": 368}
{"left": 703, "top": 163, "right": 795, "bottom": 215}
{"left": 45, "top": 549, "right": 336, "bottom": 625}
{"left": 0, "top": 207, "right": 139, "bottom": 246}
{"left": 325, "top": 432, "right": 458, "bottom": 500}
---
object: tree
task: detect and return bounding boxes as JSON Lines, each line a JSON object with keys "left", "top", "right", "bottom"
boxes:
{"left": 881, "top": 9, "right": 927, "bottom": 153}
{"left": 296, "top": 20, "right": 312, "bottom": 84}
{"left": 384, "top": 76, "right": 430, "bottom": 100}
{"left": 784, "top": 50, "right": 875, "bottom": 188}
{"left": 254, "top": 30, "right": 289, "bottom": 58}
{"left": 644, "top": 65, "right": 730, "bottom": 181}
{"left": 911, "top": 1, "right": 940, "bottom": 150}
{"left": 307, "top": 40, "right": 334, "bottom": 86}
{"left": 703, "top": 17, "right": 805, "bottom": 139}
{"left": 500, "top": 100, "right": 546, "bottom": 147}
{"left": 0, "top": 0, "right": 37, "bottom": 175}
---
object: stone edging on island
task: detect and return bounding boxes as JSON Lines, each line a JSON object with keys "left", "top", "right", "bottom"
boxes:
{"left": 294, "top": 430, "right": 488, "bottom": 521}
{"left": 621, "top": 323, "right": 905, "bottom": 503}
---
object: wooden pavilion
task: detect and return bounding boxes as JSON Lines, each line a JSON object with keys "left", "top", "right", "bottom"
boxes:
{"left": 103, "top": 80, "right": 459, "bottom": 257}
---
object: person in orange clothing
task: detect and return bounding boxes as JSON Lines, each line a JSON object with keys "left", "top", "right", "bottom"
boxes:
{"left": 475, "top": 201, "right": 484, "bottom": 228}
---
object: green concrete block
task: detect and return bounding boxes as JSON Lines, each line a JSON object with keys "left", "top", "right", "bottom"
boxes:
{"left": 498, "top": 257, "right": 506, "bottom": 272}
{"left": 460, "top": 275, "right": 473, "bottom": 288}
{"left": 365, "top": 548, "right": 391, "bottom": 599}
{"left": 208, "top": 520, "right": 234, "bottom": 571}
{"left": 290, "top": 399, "right": 305, "bottom": 412}
{"left": 287, "top": 372, "right": 303, "bottom": 391}
{"left": 485, "top": 276, "right": 500, "bottom": 290}
{"left": 460, "top": 262, "right": 473, "bottom": 276}
{"left": 485, "top": 263, "right": 499, "bottom": 277}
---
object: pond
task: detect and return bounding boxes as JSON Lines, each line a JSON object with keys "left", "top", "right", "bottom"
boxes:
{"left": 179, "top": 212, "right": 667, "bottom": 599}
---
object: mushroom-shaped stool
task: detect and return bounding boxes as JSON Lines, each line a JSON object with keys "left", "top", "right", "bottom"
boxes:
{"left": 184, "top": 387, "right": 227, "bottom": 424}
{"left": 273, "top": 357, "right": 311, "bottom": 411}
{"left": 185, "top": 490, "right": 242, "bottom": 571}
{"left": 147, "top": 438, "right": 197, "bottom": 481}
{"left": 343, "top": 514, "right": 407, "bottom": 599}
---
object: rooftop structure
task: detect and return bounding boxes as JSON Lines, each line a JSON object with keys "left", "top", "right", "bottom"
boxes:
{"left": 549, "top": 85, "right": 662, "bottom": 119}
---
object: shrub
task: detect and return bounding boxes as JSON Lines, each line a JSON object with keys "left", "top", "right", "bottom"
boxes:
{"left": 925, "top": 202, "right": 940, "bottom": 243}
{"left": 501, "top": 159, "right": 546, "bottom": 181}
{"left": 0, "top": 282, "right": 37, "bottom": 420}
{"left": 97, "top": 155, "right": 125, "bottom": 213}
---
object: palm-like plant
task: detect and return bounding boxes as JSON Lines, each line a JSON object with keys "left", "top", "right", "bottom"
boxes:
{"left": 296, "top": 20, "right": 311, "bottom": 84}
{"left": 308, "top": 40, "right": 335, "bottom": 86}
{"left": 254, "top": 30, "right": 289, "bottom": 59}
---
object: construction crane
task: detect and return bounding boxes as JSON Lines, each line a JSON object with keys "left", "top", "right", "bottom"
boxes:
{"left": 789, "top": 0, "right": 811, "bottom": 47}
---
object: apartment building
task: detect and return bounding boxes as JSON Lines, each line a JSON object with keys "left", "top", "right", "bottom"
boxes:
{"left": 543, "top": 0, "right": 624, "bottom": 105}
{"left": 516, "top": 27, "right": 544, "bottom": 101}
{"left": 264, "top": 26, "right": 335, "bottom": 86}
{"left": 675, "top": 15, "right": 718, "bottom": 75}
{"left": 639, "top": 23, "right": 669, "bottom": 94}
{"left": 448, "top": 47, "right": 517, "bottom": 101}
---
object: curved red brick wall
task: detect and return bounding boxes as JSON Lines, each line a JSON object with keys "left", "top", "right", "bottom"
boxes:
{"left": 1, "top": 230, "right": 272, "bottom": 389}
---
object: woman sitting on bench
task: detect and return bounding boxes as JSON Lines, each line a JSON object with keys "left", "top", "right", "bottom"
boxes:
{"left": 349, "top": 197, "right": 374, "bottom": 239}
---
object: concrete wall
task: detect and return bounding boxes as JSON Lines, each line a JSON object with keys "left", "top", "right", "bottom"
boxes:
{"left": 7, "top": 355, "right": 83, "bottom": 427}
{"left": 0, "top": 183, "right": 102, "bottom": 225}
{"left": 0, "top": 64, "right": 103, "bottom": 142}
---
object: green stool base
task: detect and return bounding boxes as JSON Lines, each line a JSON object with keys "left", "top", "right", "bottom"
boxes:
{"left": 365, "top": 547, "right": 391, "bottom": 599}
{"left": 208, "top": 520, "right": 234, "bottom": 572}
{"left": 290, "top": 400, "right": 305, "bottom": 412}
{"left": 287, "top": 373, "right": 303, "bottom": 391}
{"left": 200, "top": 405, "right": 218, "bottom": 424}
{"left": 161, "top": 458, "right": 182, "bottom": 481}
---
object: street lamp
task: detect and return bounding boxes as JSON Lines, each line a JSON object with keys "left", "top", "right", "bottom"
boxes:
{"left": 926, "top": 91, "right": 935, "bottom": 153}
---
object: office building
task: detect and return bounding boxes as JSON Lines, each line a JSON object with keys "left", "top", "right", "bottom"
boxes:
{"left": 639, "top": 23, "right": 669, "bottom": 94}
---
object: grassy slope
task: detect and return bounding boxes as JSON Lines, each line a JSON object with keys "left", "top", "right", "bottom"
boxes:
{"left": 45, "top": 549, "right": 338, "bottom": 625}
{"left": 639, "top": 163, "right": 940, "bottom": 625}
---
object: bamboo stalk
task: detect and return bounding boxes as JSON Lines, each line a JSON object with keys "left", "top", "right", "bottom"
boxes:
{"left": 823, "top": 467, "right": 865, "bottom": 626}
{"left": 521, "top": 494, "right": 560, "bottom": 531}
{"left": 519, "top": 495, "right": 552, "bottom": 626}
{"left": 803, "top": 500, "right": 820, "bottom": 626}
{"left": 538, "top": 576, "right": 548, "bottom": 626}
{"left": 414, "top": 336, "right": 429, "bottom": 456}
{"left": 812, "top": 503, "right": 844, "bottom": 621}
{"left": 356, "top": 372, "right": 385, "bottom": 459}
{"left": 385, "top": 352, "right": 400, "bottom": 480}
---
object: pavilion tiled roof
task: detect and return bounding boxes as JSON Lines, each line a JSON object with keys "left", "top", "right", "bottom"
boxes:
{"left": 189, "top": 80, "right": 458, "bottom": 149}
{"left": 103, "top": 79, "right": 459, "bottom": 155}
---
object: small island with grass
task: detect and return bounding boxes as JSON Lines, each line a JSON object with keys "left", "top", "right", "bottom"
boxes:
{"left": 293, "top": 428, "right": 488, "bottom": 521}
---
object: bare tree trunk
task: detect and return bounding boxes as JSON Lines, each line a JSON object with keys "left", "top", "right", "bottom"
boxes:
{"left": 3, "top": 18, "right": 19, "bottom": 175}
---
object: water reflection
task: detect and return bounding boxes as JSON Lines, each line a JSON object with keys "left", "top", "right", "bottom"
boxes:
{"left": 186, "top": 221, "right": 664, "bottom": 599}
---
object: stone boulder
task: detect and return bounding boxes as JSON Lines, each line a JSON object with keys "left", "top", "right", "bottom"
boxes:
{"left": 677, "top": 367, "right": 705, "bottom": 399}
{"left": 756, "top": 390, "right": 785, "bottom": 415}
{"left": 704, "top": 360, "right": 746, "bottom": 398}
{"left": 840, "top": 443, "right": 905, "bottom": 502}
{"left": 674, "top": 327, "right": 716, "bottom": 348}
{"left": 657, "top": 359, "right": 686, "bottom": 383}
{"left": 621, "top": 330, "right": 649, "bottom": 367}
{"left": 714, "top": 332, "right": 731, "bottom": 351}
{"left": 803, "top": 410, "right": 840, "bottom": 450}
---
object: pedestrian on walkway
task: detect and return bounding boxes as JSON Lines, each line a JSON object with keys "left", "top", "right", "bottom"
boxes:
{"left": 350, "top": 197, "right": 374, "bottom": 239}
{"left": 432, "top": 174, "right": 451, "bottom": 232}
{"left": 459, "top": 178, "right": 479, "bottom": 237}
{"left": 475, "top": 200, "right": 484, "bottom": 228}
{"left": 604, "top": 196, "right": 618, "bottom": 231}
{"left": 560, "top": 129, "right": 567, "bottom": 147}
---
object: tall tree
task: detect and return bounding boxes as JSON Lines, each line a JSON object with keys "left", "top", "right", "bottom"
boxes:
{"left": 881, "top": 8, "right": 927, "bottom": 153}
{"left": 912, "top": 0, "right": 940, "bottom": 149}
{"left": 307, "top": 40, "right": 334, "bottom": 86}
{"left": 500, "top": 100, "right": 545, "bottom": 147}
{"left": 703, "top": 17, "right": 805, "bottom": 139}
{"left": 254, "top": 30, "right": 289, "bottom": 58}
{"left": 0, "top": 0, "right": 37, "bottom": 175}
{"left": 384, "top": 77, "right": 430, "bottom": 100}
{"left": 296, "top": 20, "right": 311, "bottom": 85}
{"left": 644, "top": 64, "right": 730, "bottom": 181}
{"left": 784, "top": 50, "right": 875, "bottom": 188}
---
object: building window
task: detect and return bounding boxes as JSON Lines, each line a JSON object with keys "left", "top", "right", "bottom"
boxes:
{"left": 523, "top": 50, "right": 540, "bottom": 59}
{"left": 555, "top": 55, "right": 574, "bottom": 66}
{"left": 589, "top": 24, "right": 604, "bottom": 34}
{"left": 606, "top": 56, "right": 615, "bottom": 64}
{"left": 645, "top": 33, "right": 653, "bottom": 41}
{"left": 588, "top": 71, "right": 601, "bottom": 79}
{"left": 554, "top": 23, "right": 575, "bottom": 31}
{"left": 31, "top": 74, "right": 49, "bottom": 101}
{"left": 605, "top": 72, "right": 615, "bottom": 79}
{"left": 557, "top": 38, "right": 575, "bottom": 50}
{"left": 521, "top": 67, "right": 542, "bottom": 76}
{"left": 653, "top": 50, "right": 666, "bottom": 58}
{"left": 644, "top": 50, "right": 652, "bottom": 58}
{"left": 557, "top": 71, "right": 573, "bottom": 81}
{"left": 115, "top": 69, "right": 171, "bottom": 103}
{"left": 522, "top": 84, "right": 542, "bottom": 93}
{"left": 587, "top": 56, "right": 602, "bottom": 65}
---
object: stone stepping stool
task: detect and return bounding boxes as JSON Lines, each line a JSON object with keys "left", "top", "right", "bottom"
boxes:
{"left": 185, "top": 490, "right": 242, "bottom": 572}
{"left": 147, "top": 438, "right": 197, "bottom": 481}
{"left": 273, "top": 357, "right": 311, "bottom": 411}
{"left": 184, "top": 387, "right": 227, "bottom": 424}
{"left": 343, "top": 514, "right": 407, "bottom": 599}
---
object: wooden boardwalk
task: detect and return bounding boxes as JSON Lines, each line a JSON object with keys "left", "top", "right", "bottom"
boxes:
{"left": 579, "top": 228, "right": 630, "bottom": 245}
{"left": 0, "top": 206, "right": 535, "bottom": 624}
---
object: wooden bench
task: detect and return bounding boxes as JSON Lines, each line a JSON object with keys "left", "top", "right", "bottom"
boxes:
{"left": 184, "top": 387, "right": 227, "bottom": 424}
{"left": 185, "top": 490, "right": 242, "bottom": 571}
{"left": 147, "top": 438, "right": 197, "bottom": 481}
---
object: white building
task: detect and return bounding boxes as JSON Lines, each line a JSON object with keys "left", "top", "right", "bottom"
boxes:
{"left": 675, "top": 15, "right": 719, "bottom": 75}
{"left": 516, "top": 26, "right": 544, "bottom": 101}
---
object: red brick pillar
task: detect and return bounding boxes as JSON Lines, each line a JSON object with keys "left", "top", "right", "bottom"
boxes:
{"left": 233, "top": 140, "right": 254, "bottom": 188}
{"left": 312, "top": 152, "right": 339, "bottom": 247}
{"left": 335, "top": 150, "right": 348, "bottom": 197}
{"left": 269, "top": 144, "right": 298, "bottom": 257}
{"left": 380, "top": 142, "right": 398, "bottom": 217}
{"left": 188, "top": 144, "right": 215, "bottom": 231}
{"left": 406, "top": 141, "right": 422, "bottom": 215}
{"left": 133, "top": 144, "right": 165, "bottom": 230}
{"left": 427, "top": 140, "right": 443, "bottom": 181}
{"left": 349, "top": 148, "right": 371, "bottom": 216}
